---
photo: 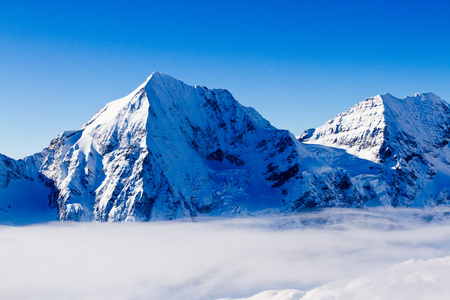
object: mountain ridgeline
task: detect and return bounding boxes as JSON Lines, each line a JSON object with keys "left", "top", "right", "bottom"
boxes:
{"left": 1, "top": 72, "right": 450, "bottom": 223}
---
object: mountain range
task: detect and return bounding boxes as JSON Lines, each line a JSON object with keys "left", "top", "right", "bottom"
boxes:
{"left": 1, "top": 72, "right": 450, "bottom": 223}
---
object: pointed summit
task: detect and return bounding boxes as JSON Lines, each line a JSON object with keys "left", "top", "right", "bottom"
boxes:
{"left": 143, "top": 71, "right": 192, "bottom": 96}
{"left": 33, "top": 72, "right": 342, "bottom": 221}
{"left": 144, "top": 71, "right": 175, "bottom": 86}
{"left": 301, "top": 92, "right": 450, "bottom": 207}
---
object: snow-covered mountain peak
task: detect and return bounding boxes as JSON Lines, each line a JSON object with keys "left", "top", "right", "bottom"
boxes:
{"left": 301, "top": 92, "right": 450, "bottom": 163}
{"left": 300, "top": 92, "right": 450, "bottom": 206}
{"left": 28, "top": 72, "right": 310, "bottom": 221}
{"left": 139, "top": 71, "right": 176, "bottom": 88}
{"left": 300, "top": 94, "right": 387, "bottom": 161}
{"left": 81, "top": 72, "right": 182, "bottom": 132}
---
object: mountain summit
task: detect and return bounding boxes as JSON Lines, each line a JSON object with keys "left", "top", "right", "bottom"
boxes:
{"left": 1, "top": 74, "right": 450, "bottom": 223}
{"left": 300, "top": 92, "right": 450, "bottom": 162}
{"left": 38, "top": 71, "right": 283, "bottom": 221}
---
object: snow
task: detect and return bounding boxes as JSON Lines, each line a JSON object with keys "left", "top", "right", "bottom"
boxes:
{"left": 231, "top": 256, "right": 450, "bottom": 300}
{"left": 1, "top": 209, "right": 450, "bottom": 299}
{"left": 81, "top": 72, "right": 153, "bottom": 134}
{"left": 218, "top": 289, "right": 306, "bottom": 300}
{"left": 299, "top": 256, "right": 450, "bottom": 300}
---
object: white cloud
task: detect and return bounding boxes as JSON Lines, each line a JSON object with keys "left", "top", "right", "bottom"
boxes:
{"left": 1, "top": 208, "right": 450, "bottom": 299}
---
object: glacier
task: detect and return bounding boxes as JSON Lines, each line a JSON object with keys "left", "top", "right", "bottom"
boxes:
{"left": 1, "top": 73, "right": 450, "bottom": 223}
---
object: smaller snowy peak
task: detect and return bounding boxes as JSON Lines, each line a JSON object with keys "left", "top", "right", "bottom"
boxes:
{"left": 300, "top": 92, "right": 450, "bottom": 207}
{"left": 301, "top": 92, "right": 450, "bottom": 163}
{"left": 300, "top": 94, "right": 387, "bottom": 161}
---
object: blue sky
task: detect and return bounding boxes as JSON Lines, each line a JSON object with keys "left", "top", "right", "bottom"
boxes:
{"left": 1, "top": 0, "right": 450, "bottom": 158}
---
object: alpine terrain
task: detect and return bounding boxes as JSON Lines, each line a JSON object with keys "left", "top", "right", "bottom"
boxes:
{"left": 1, "top": 73, "right": 450, "bottom": 223}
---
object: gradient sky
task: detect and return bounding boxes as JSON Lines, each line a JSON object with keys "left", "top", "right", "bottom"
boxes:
{"left": 1, "top": 0, "right": 450, "bottom": 159}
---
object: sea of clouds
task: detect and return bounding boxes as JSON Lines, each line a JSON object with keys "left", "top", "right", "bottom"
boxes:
{"left": 1, "top": 207, "right": 450, "bottom": 299}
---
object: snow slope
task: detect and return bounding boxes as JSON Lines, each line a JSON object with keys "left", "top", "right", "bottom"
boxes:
{"left": 232, "top": 256, "right": 450, "bottom": 300}
{"left": 300, "top": 256, "right": 450, "bottom": 300}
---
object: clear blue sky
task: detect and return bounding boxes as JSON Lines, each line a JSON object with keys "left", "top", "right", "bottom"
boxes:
{"left": 1, "top": 0, "right": 450, "bottom": 159}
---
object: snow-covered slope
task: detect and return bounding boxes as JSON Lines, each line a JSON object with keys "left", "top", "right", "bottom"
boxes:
{"left": 301, "top": 93, "right": 450, "bottom": 207}
{"left": 219, "top": 289, "right": 306, "bottom": 300}
{"left": 223, "top": 256, "right": 450, "bottom": 300}
{"left": 300, "top": 93, "right": 450, "bottom": 162}
{"left": 299, "top": 256, "right": 450, "bottom": 300}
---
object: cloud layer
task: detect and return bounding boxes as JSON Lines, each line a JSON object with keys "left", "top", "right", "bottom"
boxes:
{"left": 1, "top": 209, "right": 450, "bottom": 299}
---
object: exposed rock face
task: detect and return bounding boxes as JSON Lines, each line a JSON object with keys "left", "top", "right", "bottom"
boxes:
{"left": 1, "top": 74, "right": 450, "bottom": 223}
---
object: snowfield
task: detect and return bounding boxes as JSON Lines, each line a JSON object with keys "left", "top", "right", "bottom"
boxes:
{"left": 2, "top": 208, "right": 450, "bottom": 300}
